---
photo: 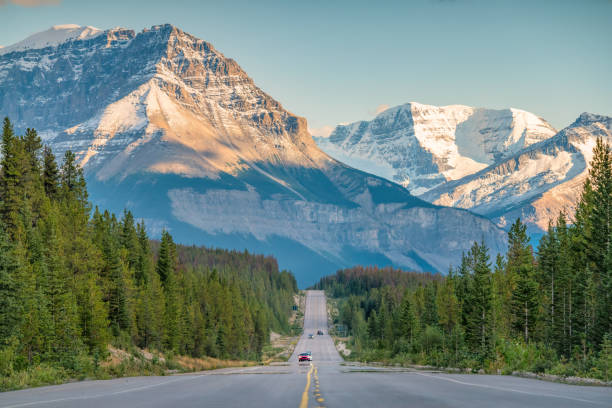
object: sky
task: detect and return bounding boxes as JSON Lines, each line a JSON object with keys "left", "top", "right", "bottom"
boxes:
{"left": 0, "top": 0, "right": 610, "bottom": 134}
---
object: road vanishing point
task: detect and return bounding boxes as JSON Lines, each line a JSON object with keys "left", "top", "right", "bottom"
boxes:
{"left": 1, "top": 290, "right": 610, "bottom": 408}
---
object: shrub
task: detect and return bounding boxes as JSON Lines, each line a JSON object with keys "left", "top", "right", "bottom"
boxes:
{"left": 0, "top": 364, "right": 68, "bottom": 392}
{"left": 420, "top": 326, "right": 443, "bottom": 353}
{"left": 0, "top": 344, "right": 16, "bottom": 377}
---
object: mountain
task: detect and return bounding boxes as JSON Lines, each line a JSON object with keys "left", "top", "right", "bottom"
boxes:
{"left": 0, "top": 24, "right": 508, "bottom": 286}
{"left": 422, "top": 113, "right": 612, "bottom": 233}
{"left": 315, "top": 102, "right": 557, "bottom": 195}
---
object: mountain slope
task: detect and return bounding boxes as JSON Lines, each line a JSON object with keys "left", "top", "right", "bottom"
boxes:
{"left": 0, "top": 24, "right": 507, "bottom": 285}
{"left": 422, "top": 113, "right": 612, "bottom": 232}
{"left": 315, "top": 102, "right": 557, "bottom": 195}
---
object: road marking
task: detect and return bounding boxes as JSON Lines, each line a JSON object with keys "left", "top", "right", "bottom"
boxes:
{"left": 299, "top": 363, "right": 314, "bottom": 408}
{"left": 413, "top": 372, "right": 607, "bottom": 405}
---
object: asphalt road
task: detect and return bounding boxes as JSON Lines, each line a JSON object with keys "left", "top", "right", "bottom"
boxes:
{"left": 1, "top": 290, "right": 610, "bottom": 408}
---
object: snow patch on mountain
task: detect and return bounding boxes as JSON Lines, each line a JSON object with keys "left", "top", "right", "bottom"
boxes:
{"left": 0, "top": 24, "right": 102, "bottom": 56}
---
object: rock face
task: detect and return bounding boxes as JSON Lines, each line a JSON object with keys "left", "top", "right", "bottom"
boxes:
{"left": 0, "top": 24, "right": 508, "bottom": 285}
{"left": 316, "top": 102, "right": 556, "bottom": 195}
{"left": 422, "top": 113, "right": 612, "bottom": 233}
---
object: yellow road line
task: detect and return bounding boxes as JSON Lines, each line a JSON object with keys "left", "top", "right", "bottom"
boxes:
{"left": 299, "top": 363, "right": 314, "bottom": 408}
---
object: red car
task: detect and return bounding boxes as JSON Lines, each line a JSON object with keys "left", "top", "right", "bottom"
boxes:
{"left": 298, "top": 352, "right": 312, "bottom": 362}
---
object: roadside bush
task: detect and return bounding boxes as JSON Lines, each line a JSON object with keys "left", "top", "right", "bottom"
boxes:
{"left": 0, "top": 341, "right": 17, "bottom": 377}
{"left": 420, "top": 326, "right": 443, "bottom": 353}
{"left": 0, "top": 364, "right": 68, "bottom": 392}
{"left": 595, "top": 333, "right": 611, "bottom": 381}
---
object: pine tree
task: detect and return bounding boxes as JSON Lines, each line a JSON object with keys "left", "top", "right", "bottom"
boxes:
{"left": 135, "top": 221, "right": 152, "bottom": 285}
{"left": 399, "top": 294, "right": 418, "bottom": 343}
{"left": 103, "top": 234, "right": 132, "bottom": 336}
{"left": 60, "top": 150, "right": 79, "bottom": 193}
{"left": 163, "top": 260, "right": 181, "bottom": 352}
{"left": 23, "top": 129, "right": 42, "bottom": 173}
{"left": 456, "top": 252, "right": 473, "bottom": 336}
{"left": 0, "top": 118, "right": 25, "bottom": 240}
{"left": 422, "top": 282, "right": 438, "bottom": 328}
{"left": 436, "top": 275, "right": 459, "bottom": 335}
{"left": 22, "top": 129, "right": 44, "bottom": 213}
{"left": 41, "top": 207, "right": 82, "bottom": 362}
{"left": 138, "top": 270, "right": 165, "bottom": 349}
{"left": 156, "top": 230, "right": 176, "bottom": 286}
{"left": 367, "top": 309, "right": 379, "bottom": 340}
{"left": 537, "top": 220, "right": 557, "bottom": 345}
{"left": 508, "top": 219, "right": 538, "bottom": 343}
{"left": 491, "top": 253, "right": 511, "bottom": 341}
{"left": 553, "top": 213, "right": 575, "bottom": 356}
{"left": 42, "top": 146, "right": 59, "bottom": 200}
{"left": 18, "top": 268, "right": 48, "bottom": 365}
{"left": 0, "top": 227, "right": 22, "bottom": 345}
{"left": 465, "top": 242, "right": 493, "bottom": 355}
{"left": 253, "top": 309, "right": 268, "bottom": 358}
{"left": 78, "top": 272, "right": 110, "bottom": 354}
{"left": 119, "top": 210, "right": 140, "bottom": 272}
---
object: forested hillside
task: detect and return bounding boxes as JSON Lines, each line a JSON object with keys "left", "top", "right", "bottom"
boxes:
{"left": 0, "top": 118, "right": 297, "bottom": 388}
{"left": 313, "top": 266, "right": 441, "bottom": 298}
{"left": 317, "top": 139, "right": 611, "bottom": 380}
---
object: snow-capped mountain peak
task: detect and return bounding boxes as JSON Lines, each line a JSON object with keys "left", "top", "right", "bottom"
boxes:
{"left": 422, "top": 112, "right": 612, "bottom": 233}
{"left": 0, "top": 24, "right": 103, "bottom": 55}
{"left": 316, "top": 102, "right": 557, "bottom": 195}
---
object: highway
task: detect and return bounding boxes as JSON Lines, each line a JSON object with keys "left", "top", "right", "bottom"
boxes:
{"left": 1, "top": 290, "right": 610, "bottom": 408}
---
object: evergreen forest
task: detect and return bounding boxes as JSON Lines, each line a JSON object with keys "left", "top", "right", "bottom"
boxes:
{"left": 0, "top": 118, "right": 298, "bottom": 390}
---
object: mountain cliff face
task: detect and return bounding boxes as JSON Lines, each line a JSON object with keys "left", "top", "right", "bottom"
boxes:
{"left": 422, "top": 113, "right": 612, "bottom": 233}
{"left": 0, "top": 24, "right": 508, "bottom": 285}
{"left": 315, "top": 102, "right": 557, "bottom": 195}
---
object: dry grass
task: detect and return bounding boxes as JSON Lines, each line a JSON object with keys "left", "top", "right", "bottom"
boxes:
{"left": 101, "top": 346, "right": 132, "bottom": 367}
{"left": 263, "top": 332, "right": 299, "bottom": 363}
{"left": 102, "top": 345, "right": 252, "bottom": 373}
{"left": 175, "top": 355, "right": 254, "bottom": 372}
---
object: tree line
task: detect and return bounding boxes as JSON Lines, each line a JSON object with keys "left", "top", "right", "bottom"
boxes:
{"left": 316, "top": 138, "right": 611, "bottom": 380}
{"left": 0, "top": 118, "right": 297, "bottom": 380}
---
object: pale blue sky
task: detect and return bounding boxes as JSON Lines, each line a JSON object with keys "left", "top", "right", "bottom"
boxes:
{"left": 1, "top": 0, "right": 610, "bottom": 133}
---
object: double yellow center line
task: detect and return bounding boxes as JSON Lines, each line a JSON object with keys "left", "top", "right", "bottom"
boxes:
{"left": 299, "top": 363, "right": 314, "bottom": 408}
{"left": 300, "top": 363, "right": 325, "bottom": 408}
